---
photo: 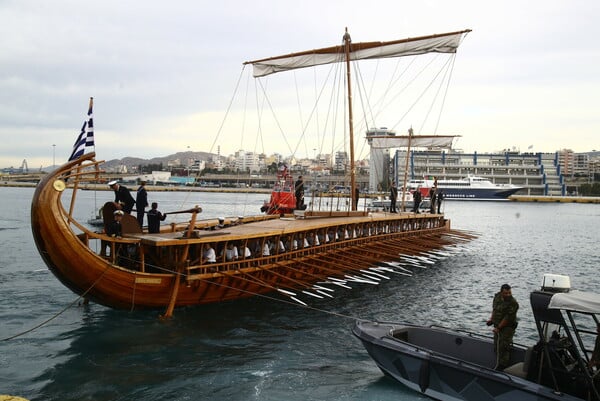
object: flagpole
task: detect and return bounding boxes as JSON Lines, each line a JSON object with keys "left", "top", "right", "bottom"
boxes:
{"left": 88, "top": 97, "right": 94, "bottom": 153}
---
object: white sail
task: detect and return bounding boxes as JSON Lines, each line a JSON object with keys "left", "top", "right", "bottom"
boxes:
{"left": 369, "top": 135, "right": 458, "bottom": 149}
{"left": 246, "top": 30, "right": 470, "bottom": 78}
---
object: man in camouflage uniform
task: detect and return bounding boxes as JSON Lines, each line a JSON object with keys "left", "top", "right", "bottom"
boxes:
{"left": 487, "top": 283, "right": 519, "bottom": 370}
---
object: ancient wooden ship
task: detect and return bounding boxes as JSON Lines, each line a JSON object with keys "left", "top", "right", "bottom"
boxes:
{"left": 31, "top": 29, "right": 472, "bottom": 317}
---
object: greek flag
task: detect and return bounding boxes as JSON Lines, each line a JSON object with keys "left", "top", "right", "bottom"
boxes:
{"left": 68, "top": 97, "right": 95, "bottom": 161}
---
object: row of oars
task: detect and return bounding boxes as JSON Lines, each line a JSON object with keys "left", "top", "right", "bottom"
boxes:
{"left": 237, "top": 229, "right": 477, "bottom": 306}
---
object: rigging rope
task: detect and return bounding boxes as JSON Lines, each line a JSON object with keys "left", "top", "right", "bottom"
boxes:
{"left": 1, "top": 259, "right": 112, "bottom": 342}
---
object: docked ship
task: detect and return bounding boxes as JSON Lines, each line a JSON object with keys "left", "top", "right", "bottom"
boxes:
{"left": 31, "top": 28, "right": 473, "bottom": 317}
{"left": 407, "top": 174, "right": 523, "bottom": 200}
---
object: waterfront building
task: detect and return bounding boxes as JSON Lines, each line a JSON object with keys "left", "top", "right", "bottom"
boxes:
{"left": 366, "top": 128, "right": 395, "bottom": 193}
{"left": 389, "top": 149, "right": 566, "bottom": 196}
{"left": 334, "top": 151, "right": 348, "bottom": 172}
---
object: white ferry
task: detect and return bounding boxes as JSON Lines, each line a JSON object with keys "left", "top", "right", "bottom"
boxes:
{"left": 407, "top": 175, "right": 523, "bottom": 200}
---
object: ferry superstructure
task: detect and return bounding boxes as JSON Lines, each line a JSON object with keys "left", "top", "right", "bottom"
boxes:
{"left": 407, "top": 174, "right": 523, "bottom": 200}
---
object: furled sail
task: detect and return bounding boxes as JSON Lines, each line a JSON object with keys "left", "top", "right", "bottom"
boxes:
{"left": 245, "top": 30, "right": 471, "bottom": 78}
{"left": 369, "top": 135, "right": 458, "bottom": 149}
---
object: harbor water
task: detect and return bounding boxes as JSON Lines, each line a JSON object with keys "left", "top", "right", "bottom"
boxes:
{"left": 0, "top": 186, "right": 598, "bottom": 401}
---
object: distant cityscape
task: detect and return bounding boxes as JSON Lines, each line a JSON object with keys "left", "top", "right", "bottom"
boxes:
{"left": 2, "top": 143, "right": 599, "bottom": 196}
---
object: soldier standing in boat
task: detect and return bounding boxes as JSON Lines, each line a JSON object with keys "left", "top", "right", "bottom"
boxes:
{"left": 487, "top": 283, "right": 519, "bottom": 370}
{"left": 108, "top": 180, "right": 136, "bottom": 214}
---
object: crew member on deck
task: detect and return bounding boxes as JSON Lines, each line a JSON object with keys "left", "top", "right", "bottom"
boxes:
{"left": 412, "top": 187, "right": 422, "bottom": 213}
{"left": 136, "top": 181, "right": 148, "bottom": 227}
{"left": 147, "top": 202, "right": 167, "bottom": 234}
{"left": 295, "top": 175, "right": 305, "bottom": 210}
{"left": 429, "top": 187, "right": 437, "bottom": 214}
{"left": 390, "top": 182, "right": 398, "bottom": 213}
{"left": 108, "top": 180, "right": 136, "bottom": 214}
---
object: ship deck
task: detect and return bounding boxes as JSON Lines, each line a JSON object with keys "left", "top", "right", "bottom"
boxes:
{"left": 127, "top": 211, "right": 442, "bottom": 246}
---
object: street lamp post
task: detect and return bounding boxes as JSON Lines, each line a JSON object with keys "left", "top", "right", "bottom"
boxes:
{"left": 52, "top": 144, "right": 56, "bottom": 168}
{"left": 186, "top": 146, "right": 190, "bottom": 176}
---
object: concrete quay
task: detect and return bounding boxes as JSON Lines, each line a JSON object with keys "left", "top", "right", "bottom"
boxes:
{"left": 509, "top": 195, "right": 600, "bottom": 204}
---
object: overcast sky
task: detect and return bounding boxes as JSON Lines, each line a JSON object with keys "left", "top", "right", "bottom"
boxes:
{"left": 1, "top": 0, "right": 599, "bottom": 169}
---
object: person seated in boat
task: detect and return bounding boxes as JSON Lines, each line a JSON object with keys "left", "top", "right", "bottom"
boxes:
{"left": 277, "top": 239, "right": 286, "bottom": 254}
{"left": 241, "top": 243, "right": 252, "bottom": 259}
{"left": 262, "top": 241, "right": 271, "bottom": 257}
{"left": 108, "top": 180, "right": 136, "bottom": 215}
{"left": 102, "top": 210, "right": 127, "bottom": 261}
{"left": 225, "top": 242, "right": 239, "bottom": 261}
{"left": 106, "top": 210, "right": 124, "bottom": 238}
{"left": 201, "top": 243, "right": 216, "bottom": 264}
{"left": 487, "top": 283, "right": 519, "bottom": 371}
{"left": 146, "top": 202, "right": 167, "bottom": 234}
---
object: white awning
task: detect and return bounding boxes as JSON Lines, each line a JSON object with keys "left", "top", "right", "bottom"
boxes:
{"left": 369, "top": 135, "right": 457, "bottom": 149}
{"left": 548, "top": 290, "right": 600, "bottom": 314}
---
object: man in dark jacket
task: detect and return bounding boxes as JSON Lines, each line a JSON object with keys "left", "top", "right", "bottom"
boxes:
{"left": 136, "top": 181, "right": 149, "bottom": 227}
{"left": 147, "top": 202, "right": 167, "bottom": 234}
{"left": 412, "top": 187, "right": 422, "bottom": 213}
{"left": 390, "top": 182, "right": 398, "bottom": 213}
{"left": 295, "top": 176, "right": 304, "bottom": 210}
{"left": 109, "top": 180, "right": 135, "bottom": 214}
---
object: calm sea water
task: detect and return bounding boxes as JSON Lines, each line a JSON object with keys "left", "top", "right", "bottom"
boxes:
{"left": 0, "top": 186, "right": 598, "bottom": 401}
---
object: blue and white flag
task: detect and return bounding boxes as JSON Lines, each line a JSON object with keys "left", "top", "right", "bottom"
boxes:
{"left": 68, "top": 97, "right": 95, "bottom": 161}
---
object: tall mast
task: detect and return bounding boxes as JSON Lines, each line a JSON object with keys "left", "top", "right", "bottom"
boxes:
{"left": 400, "top": 127, "right": 413, "bottom": 212}
{"left": 344, "top": 28, "right": 357, "bottom": 211}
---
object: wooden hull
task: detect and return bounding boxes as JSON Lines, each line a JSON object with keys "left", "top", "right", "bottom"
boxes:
{"left": 31, "top": 154, "right": 473, "bottom": 313}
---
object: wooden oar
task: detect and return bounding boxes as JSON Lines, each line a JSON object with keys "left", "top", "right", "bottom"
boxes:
{"left": 218, "top": 269, "right": 309, "bottom": 305}
{"left": 315, "top": 253, "right": 382, "bottom": 283}
{"left": 261, "top": 266, "right": 325, "bottom": 299}
{"left": 273, "top": 263, "right": 337, "bottom": 296}
{"left": 165, "top": 206, "right": 203, "bottom": 215}
{"left": 292, "top": 259, "right": 353, "bottom": 289}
